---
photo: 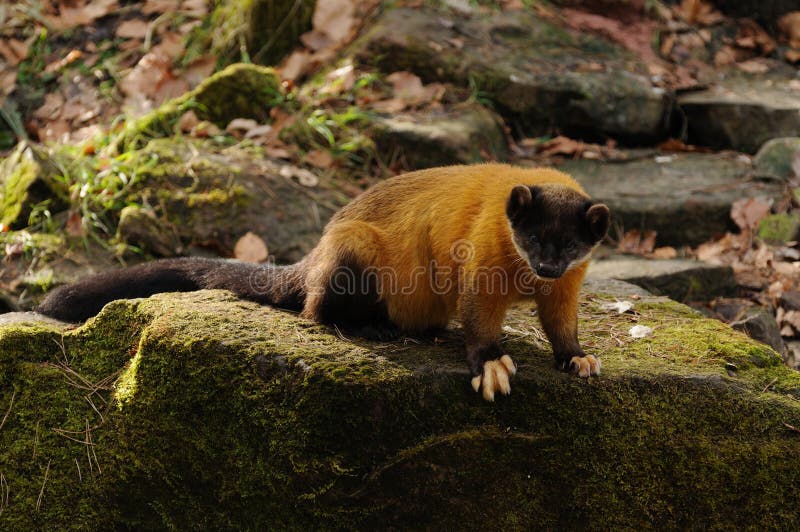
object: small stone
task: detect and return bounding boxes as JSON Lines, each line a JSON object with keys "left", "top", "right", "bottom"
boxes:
{"left": 753, "top": 137, "right": 800, "bottom": 180}
{"left": 731, "top": 307, "right": 786, "bottom": 357}
{"left": 779, "top": 291, "right": 800, "bottom": 312}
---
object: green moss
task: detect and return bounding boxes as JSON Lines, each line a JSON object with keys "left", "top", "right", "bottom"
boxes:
{"left": 758, "top": 213, "right": 800, "bottom": 244}
{"left": 0, "top": 143, "right": 67, "bottom": 229}
{"left": 1, "top": 289, "right": 798, "bottom": 528}
{"left": 117, "top": 64, "right": 284, "bottom": 151}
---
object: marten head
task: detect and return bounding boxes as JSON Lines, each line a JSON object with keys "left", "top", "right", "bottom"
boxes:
{"left": 506, "top": 184, "right": 610, "bottom": 280}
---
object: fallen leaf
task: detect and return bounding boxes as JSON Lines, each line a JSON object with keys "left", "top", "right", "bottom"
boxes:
{"left": 731, "top": 197, "right": 771, "bottom": 233}
{"left": 777, "top": 11, "right": 800, "bottom": 49}
{"left": 651, "top": 246, "right": 678, "bottom": 259}
{"left": 183, "top": 55, "right": 216, "bottom": 87}
{"left": 629, "top": 325, "right": 654, "bottom": 339}
{"left": 177, "top": 110, "right": 200, "bottom": 133}
{"left": 279, "top": 50, "right": 314, "bottom": 81}
{"left": 47, "top": 0, "right": 119, "bottom": 30}
{"left": 280, "top": 165, "right": 319, "bottom": 187}
{"left": 735, "top": 19, "right": 775, "bottom": 55}
{"left": 33, "top": 92, "right": 66, "bottom": 120}
{"left": 673, "top": 0, "right": 724, "bottom": 26}
{"left": 385, "top": 71, "right": 444, "bottom": 107}
{"left": 305, "top": 149, "right": 334, "bottom": 169}
{"left": 191, "top": 121, "right": 222, "bottom": 138}
{"left": 234, "top": 232, "right": 269, "bottom": 263}
{"left": 180, "top": 0, "right": 208, "bottom": 18}
{"left": 65, "top": 211, "right": 84, "bottom": 237}
{"left": 0, "top": 38, "right": 28, "bottom": 66}
{"left": 244, "top": 124, "right": 273, "bottom": 139}
{"left": 618, "top": 229, "right": 657, "bottom": 256}
{"left": 143, "top": 0, "right": 180, "bottom": 15}
{"left": 537, "top": 135, "right": 584, "bottom": 157}
{"left": 736, "top": 59, "right": 770, "bottom": 74}
{"left": 312, "top": 0, "right": 356, "bottom": 44}
{"left": 226, "top": 118, "right": 259, "bottom": 135}
{"left": 151, "top": 32, "right": 185, "bottom": 61}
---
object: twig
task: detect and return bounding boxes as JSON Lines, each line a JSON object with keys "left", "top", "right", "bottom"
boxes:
{"left": 36, "top": 459, "right": 51, "bottom": 512}
{"left": 33, "top": 420, "right": 39, "bottom": 459}
{"left": 784, "top": 422, "right": 800, "bottom": 434}
{"left": 75, "top": 458, "right": 82, "bottom": 482}
{"left": 88, "top": 420, "right": 101, "bottom": 474}
{"left": 0, "top": 390, "right": 15, "bottom": 434}
{"left": 761, "top": 377, "right": 779, "bottom": 393}
{"left": 0, "top": 472, "right": 8, "bottom": 517}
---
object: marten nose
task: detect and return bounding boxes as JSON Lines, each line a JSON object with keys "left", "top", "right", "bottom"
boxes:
{"left": 536, "top": 263, "right": 562, "bottom": 279}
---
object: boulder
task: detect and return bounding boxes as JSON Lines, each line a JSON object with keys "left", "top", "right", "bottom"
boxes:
{"left": 0, "top": 283, "right": 798, "bottom": 528}
{"left": 0, "top": 142, "right": 68, "bottom": 229}
{"left": 117, "top": 64, "right": 284, "bottom": 150}
{"left": 372, "top": 103, "right": 509, "bottom": 169}
{"left": 110, "top": 138, "right": 349, "bottom": 262}
{"left": 587, "top": 255, "right": 738, "bottom": 301}
{"left": 731, "top": 307, "right": 787, "bottom": 355}
{"left": 754, "top": 137, "right": 800, "bottom": 180}
{"left": 354, "top": 7, "right": 672, "bottom": 143}
{"left": 678, "top": 70, "right": 800, "bottom": 153}
{"left": 556, "top": 151, "right": 785, "bottom": 246}
{"left": 758, "top": 212, "right": 800, "bottom": 245}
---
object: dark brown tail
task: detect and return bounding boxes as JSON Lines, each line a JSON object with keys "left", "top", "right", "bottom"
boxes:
{"left": 36, "top": 257, "right": 306, "bottom": 322}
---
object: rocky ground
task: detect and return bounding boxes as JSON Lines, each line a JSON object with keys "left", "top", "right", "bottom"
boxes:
{"left": 1, "top": 0, "right": 800, "bottom": 526}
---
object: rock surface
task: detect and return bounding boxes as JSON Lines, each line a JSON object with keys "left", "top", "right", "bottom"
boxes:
{"left": 0, "top": 283, "right": 798, "bottom": 528}
{"left": 588, "top": 255, "right": 738, "bottom": 301}
{"left": 354, "top": 7, "right": 672, "bottom": 143}
{"left": 0, "top": 142, "right": 67, "bottom": 229}
{"left": 731, "top": 307, "right": 787, "bottom": 355}
{"left": 754, "top": 137, "right": 800, "bottom": 180}
{"left": 678, "top": 71, "right": 800, "bottom": 153}
{"left": 556, "top": 151, "right": 785, "bottom": 246}
{"left": 372, "top": 103, "right": 509, "bottom": 168}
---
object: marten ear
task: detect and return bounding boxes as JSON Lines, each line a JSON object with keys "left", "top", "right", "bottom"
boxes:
{"left": 585, "top": 203, "right": 610, "bottom": 241}
{"left": 507, "top": 185, "right": 540, "bottom": 220}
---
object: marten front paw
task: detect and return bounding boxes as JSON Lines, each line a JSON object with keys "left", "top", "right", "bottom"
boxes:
{"left": 470, "top": 355, "right": 517, "bottom": 402}
{"left": 569, "top": 354, "right": 601, "bottom": 377}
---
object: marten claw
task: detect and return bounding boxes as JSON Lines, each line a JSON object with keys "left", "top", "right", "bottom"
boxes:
{"left": 569, "top": 354, "right": 601, "bottom": 378}
{"left": 471, "top": 355, "right": 517, "bottom": 401}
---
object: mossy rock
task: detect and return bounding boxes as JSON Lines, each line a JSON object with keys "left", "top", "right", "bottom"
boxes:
{"left": 754, "top": 137, "right": 800, "bottom": 180}
{"left": 118, "top": 64, "right": 284, "bottom": 150}
{"left": 353, "top": 6, "right": 672, "bottom": 142}
{"left": 1, "top": 283, "right": 798, "bottom": 528}
{"left": 210, "top": 0, "right": 316, "bottom": 66}
{"left": 0, "top": 142, "right": 68, "bottom": 229}
{"left": 111, "top": 138, "right": 349, "bottom": 261}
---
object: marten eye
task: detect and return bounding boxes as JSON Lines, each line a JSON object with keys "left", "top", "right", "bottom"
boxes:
{"left": 565, "top": 241, "right": 577, "bottom": 252}
{"left": 529, "top": 235, "right": 539, "bottom": 245}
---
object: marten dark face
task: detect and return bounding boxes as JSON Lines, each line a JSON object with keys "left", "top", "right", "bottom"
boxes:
{"left": 506, "top": 184, "right": 610, "bottom": 280}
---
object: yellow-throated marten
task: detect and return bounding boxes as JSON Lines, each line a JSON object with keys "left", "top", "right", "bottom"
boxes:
{"left": 38, "top": 164, "right": 610, "bottom": 401}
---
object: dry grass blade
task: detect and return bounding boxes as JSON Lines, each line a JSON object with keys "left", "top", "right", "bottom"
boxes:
{"left": 0, "top": 390, "right": 15, "bottom": 434}
{"left": 36, "top": 459, "right": 51, "bottom": 512}
{"left": 75, "top": 458, "right": 82, "bottom": 482}
{"left": 784, "top": 422, "right": 800, "bottom": 434}
{"left": 0, "top": 472, "right": 8, "bottom": 517}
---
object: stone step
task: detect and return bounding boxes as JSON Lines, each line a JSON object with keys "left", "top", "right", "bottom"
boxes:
{"left": 588, "top": 255, "right": 738, "bottom": 301}
{"left": 555, "top": 151, "right": 787, "bottom": 246}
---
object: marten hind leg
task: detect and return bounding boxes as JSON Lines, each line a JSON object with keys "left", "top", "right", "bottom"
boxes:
{"left": 534, "top": 262, "right": 600, "bottom": 377}
{"left": 302, "top": 222, "right": 400, "bottom": 340}
{"left": 460, "top": 291, "right": 516, "bottom": 402}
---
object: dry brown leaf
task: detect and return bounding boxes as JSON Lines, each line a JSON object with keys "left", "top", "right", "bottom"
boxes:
{"left": 280, "top": 50, "right": 314, "bottom": 82}
{"left": 313, "top": 0, "right": 356, "bottom": 44}
{"left": 781, "top": 310, "right": 800, "bottom": 335}
{"left": 735, "top": 19, "right": 775, "bottom": 55}
{"left": 244, "top": 125, "right": 273, "bottom": 139}
{"left": 0, "top": 69, "right": 16, "bottom": 96}
{"left": 370, "top": 98, "right": 406, "bottom": 113}
{"left": 786, "top": 48, "right": 800, "bottom": 64}
{"left": 177, "top": 110, "right": 200, "bottom": 133}
{"left": 183, "top": 55, "right": 216, "bottom": 87}
{"left": 324, "top": 63, "right": 356, "bottom": 95}
{"left": 731, "top": 197, "right": 771, "bottom": 233}
{"left": 736, "top": 59, "right": 770, "bottom": 74}
{"left": 65, "top": 212, "right": 84, "bottom": 237}
{"left": 39, "top": 118, "right": 70, "bottom": 143}
{"left": 777, "top": 11, "right": 800, "bottom": 49}
{"left": 674, "top": 0, "right": 724, "bottom": 26}
{"left": 117, "top": 19, "right": 149, "bottom": 39}
{"left": 143, "top": 0, "right": 180, "bottom": 15}
{"left": 0, "top": 38, "right": 28, "bottom": 66}
{"left": 234, "top": 232, "right": 269, "bottom": 263}
{"left": 151, "top": 33, "right": 185, "bottom": 61}
{"left": 180, "top": 0, "right": 208, "bottom": 18}
{"left": 48, "top": 0, "right": 119, "bottom": 30}
{"left": 33, "top": 92, "right": 65, "bottom": 120}
{"left": 300, "top": 30, "right": 333, "bottom": 52}
{"left": 618, "top": 229, "right": 657, "bottom": 256}
{"left": 537, "top": 136, "right": 584, "bottom": 157}
{"left": 305, "top": 149, "right": 334, "bottom": 169}
{"left": 191, "top": 121, "right": 222, "bottom": 138}
{"left": 651, "top": 246, "right": 678, "bottom": 259}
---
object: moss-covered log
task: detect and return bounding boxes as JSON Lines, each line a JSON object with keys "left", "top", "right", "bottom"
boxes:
{"left": 0, "top": 283, "right": 798, "bottom": 528}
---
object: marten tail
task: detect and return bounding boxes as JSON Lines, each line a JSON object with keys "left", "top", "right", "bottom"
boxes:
{"left": 36, "top": 257, "right": 307, "bottom": 322}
